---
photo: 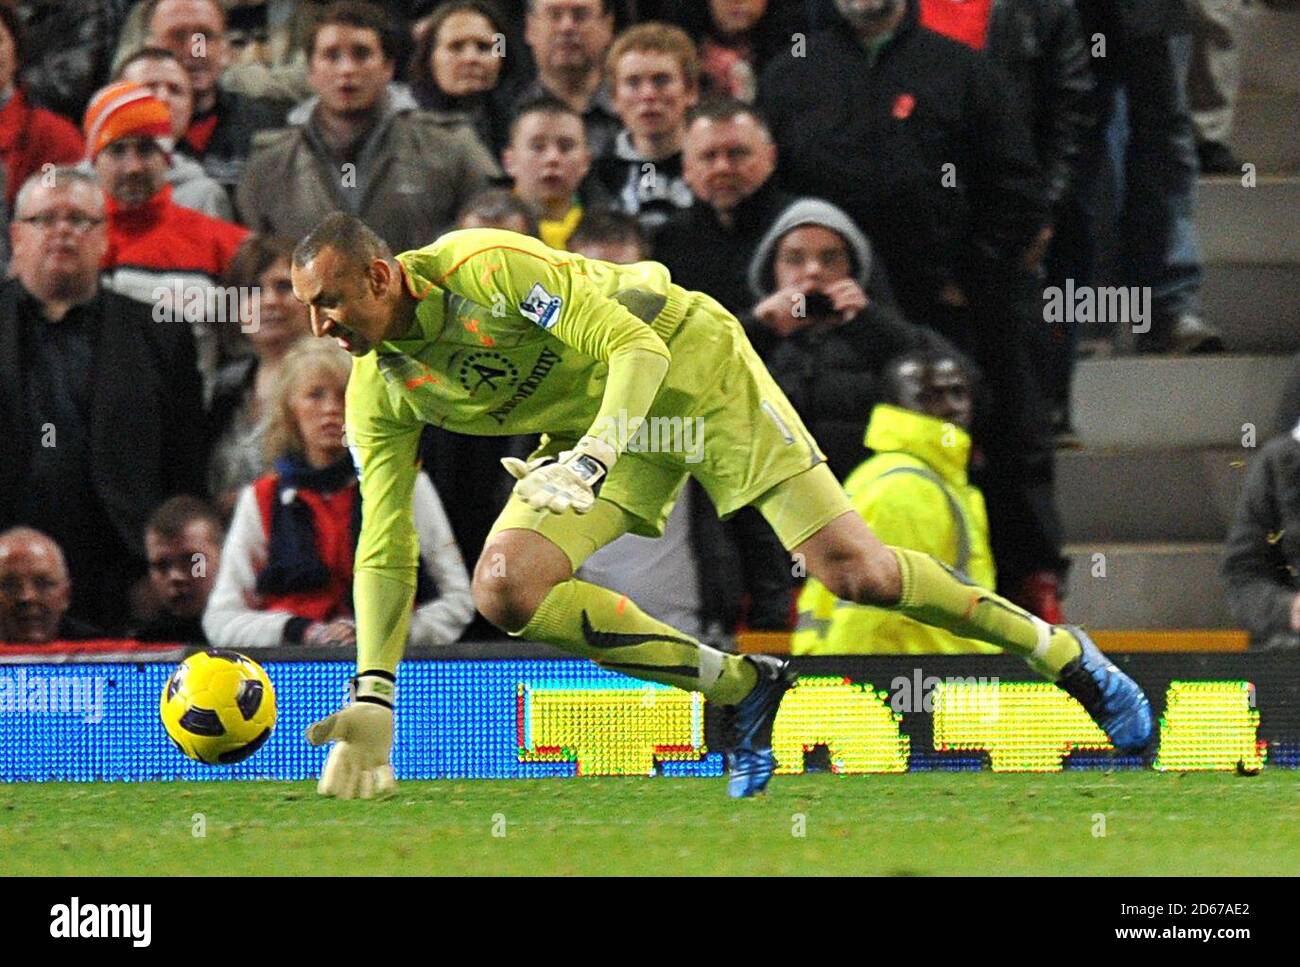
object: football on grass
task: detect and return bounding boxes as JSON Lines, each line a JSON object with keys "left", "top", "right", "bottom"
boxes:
{"left": 161, "top": 651, "right": 277, "bottom": 765}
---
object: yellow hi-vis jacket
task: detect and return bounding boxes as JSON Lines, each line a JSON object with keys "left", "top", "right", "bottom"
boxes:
{"left": 792, "top": 403, "right": 999, "bottom": 654}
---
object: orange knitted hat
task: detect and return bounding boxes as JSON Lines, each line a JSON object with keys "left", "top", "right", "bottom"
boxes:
{"left": 83, "top": 81, "right": 174, "bottom": 161}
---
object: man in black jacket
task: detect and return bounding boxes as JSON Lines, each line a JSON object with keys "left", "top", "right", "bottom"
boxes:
{"left": 0, "top": 167, "right": 208, "bottom": 632}
{"left": 919, "top": 0, "right": 1095, "bottom": 437}
{"left": 1222, "top": 422, "right": 1300, "bottom": 651}
{"left": 654, "top": 98, "right": 793, "bottom": 316}
{"left": 651, "top": 99, "right": 810, "bottom": 630}
{"left": 0, "top": 528, "right": 105, "bottom": 645}
{"left": 759, "top": 0, "right": 1068, "bottom": 618}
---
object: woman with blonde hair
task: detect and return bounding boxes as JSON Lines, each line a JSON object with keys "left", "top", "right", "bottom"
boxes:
{"left": 203, "top": 340, "right": 474, "bottom": 648}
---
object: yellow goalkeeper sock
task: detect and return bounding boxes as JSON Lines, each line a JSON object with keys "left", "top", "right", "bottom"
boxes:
{"left": 516, "top": 578, "right": 758, "bottom": 705}
{"left": 889, "top": 547, "right": 1081, "bottom": 678}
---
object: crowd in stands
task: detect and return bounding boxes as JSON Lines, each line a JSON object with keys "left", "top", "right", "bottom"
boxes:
{"left": 0, "top": 0, "right": 1294, "bottom": 656}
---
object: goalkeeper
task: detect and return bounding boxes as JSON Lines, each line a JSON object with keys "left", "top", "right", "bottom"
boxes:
{"left": 292, "top": 213, "right": 1152, "bottom": 799}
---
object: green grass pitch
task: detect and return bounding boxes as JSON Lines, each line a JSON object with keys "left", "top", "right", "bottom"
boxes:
{"left": 2, "top": 772, "right": 1296, "bottom": 876}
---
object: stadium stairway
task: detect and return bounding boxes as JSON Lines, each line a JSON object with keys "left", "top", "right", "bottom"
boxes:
{"left": 1062, "top": 354, "right": 1294, "bottom": 631}
{"left": 1061, "top": 4, "right": 1299, "bottom": 636}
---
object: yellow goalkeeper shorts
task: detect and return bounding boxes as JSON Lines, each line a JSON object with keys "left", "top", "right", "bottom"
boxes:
{"left": 488, "top": 291, "right": 852, "bottom": 568}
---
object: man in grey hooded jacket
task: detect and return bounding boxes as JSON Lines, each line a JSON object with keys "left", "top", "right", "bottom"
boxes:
{"left": 745, "top": 197, "right": 954, "bottom": 480}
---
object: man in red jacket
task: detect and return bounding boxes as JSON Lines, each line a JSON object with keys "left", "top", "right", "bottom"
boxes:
{"left": 84, "top": 80, "right": 248, "bottom": 399}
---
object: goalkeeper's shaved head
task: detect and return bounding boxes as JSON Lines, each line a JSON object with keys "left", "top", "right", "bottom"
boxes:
{"left": 292, "top": 213, "right": 415, "bottom": 358}
{"left": 294, "top": 212, "right": 393, "bottom": 272}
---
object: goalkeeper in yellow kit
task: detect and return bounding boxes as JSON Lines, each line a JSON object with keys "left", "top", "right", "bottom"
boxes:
{"left": 290, "top": 213, "right": 1152, "bottom": 799}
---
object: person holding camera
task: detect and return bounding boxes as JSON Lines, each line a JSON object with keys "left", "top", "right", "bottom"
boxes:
{"left": 744, "top": 197, "right": 953, "bottom": 480}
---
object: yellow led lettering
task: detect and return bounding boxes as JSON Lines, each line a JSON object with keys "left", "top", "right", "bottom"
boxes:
{"left": 1154, "top": 681, "right": 1264, "bottom": 772}
{"left": 517, "top": 684, "right": 705, "bottom": 775}
{"left": 771, "top": 677, "right": 909, "bottom": 774}
{"left": 932, "top": 682, "right": 1111, "bottom": 772}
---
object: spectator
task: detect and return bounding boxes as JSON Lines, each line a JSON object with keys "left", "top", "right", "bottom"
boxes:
{"left": 0, "top": 6, "right": 85, "bottom": 210}
{"left": 512, "top": 0, "right": 620, "bottom": 161}
{"left": 0, "top": 528, "right": 103, "bottom": 645}
{"left": 133, "top": 496, "right": 225, "bottom": 643}
{"left": 760, "top": 0, "right": 1068, "bottom": 619}
{"left": 655, "top": 103, "right": 803, "bottom": 633}
{"left": 918, "top": 0, "right": 1095, "bottom": 441}
{"left": 115, "top": 47, "right": 234, "bottom": 221}
{"left": 654, "top": 98, "right": 789, "bottom": 314}
{"left": 658, "top": 0, "right": 791, "bottom": 102}
{"left": 117, "top": 0, "right": 323, "bottom": 104}
{"left": 138, "top": 0, "right": 293, "bottom": 191}
{"left": 85, "top": 81, "right": 249, "bottom": 399}
{"left": 0, "top": 167, "right": 206, "bottom": 632}
{"left": 1070, "top": 0, "right": 1224, "bottom": 353}
{"left": 503, "top": 95, "right": 603, "bottom": 249}
{"left": 595, "top": 22, "right": 698, "bottom": 233}
{"left": 16, "top": 0, "right": 123, "bottom": 123}
{"left": 456, "top": 187, "right": 541, "bottom": 236}
{"left": 204, "top": 341, "right": 474, "bottom": 648}
{"left": 568, "top": 207, "right": 645, "bottom": 263}
{"left": 408, "top": 0, "right": 513, "bottom": 155}
{"left": 237, "top": 0, "right": 499, "bottom": 255}
{"left": 220, "top": 1, "right": 322, "bottom": 103}
{"left": 208, "top": 234, "right": 310, "bottom": 516}
{"left": 745, "top": 197, "right": 951, "bottom": 479}
{"left": 1222, "top": 419, "right": 1300, "bottom": 650}
{"left": 793, "top": 350, "right": 999, "bottom": 654}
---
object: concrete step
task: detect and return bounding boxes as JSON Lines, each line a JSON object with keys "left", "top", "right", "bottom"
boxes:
{"left": 1063, "top": 542, "right": 1235, "bottom": 629}
{"left": 1201, "top": 262, "right": 1300, "bottom": 352}
{"left": 1071, "top": 354, "right": 1295, "bottom": 448}
{"left": 1231, "top": 90, "right": 1300, "bottom": 173}
{"left": 1056, "top": 446, "right": 1248, "bottom": 543}
{"left": 1196, "top": 176, "right": 1300, "bottom": 262}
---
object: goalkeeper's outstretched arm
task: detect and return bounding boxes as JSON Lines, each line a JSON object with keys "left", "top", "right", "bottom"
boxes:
{"left": 305, "top": 409, "right": 422, "bottom": 798}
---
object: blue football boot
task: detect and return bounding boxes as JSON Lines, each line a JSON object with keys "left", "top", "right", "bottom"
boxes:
{"left": 725, "top": 655, "right": 797, "bottom": 798}
{"left": 1055, "top": 625, "right": 1154, "bottom": 752}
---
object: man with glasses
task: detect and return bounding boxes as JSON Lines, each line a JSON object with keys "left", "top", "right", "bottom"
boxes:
{"left": 0, "top": 166, "right": 207, "bottom": 634}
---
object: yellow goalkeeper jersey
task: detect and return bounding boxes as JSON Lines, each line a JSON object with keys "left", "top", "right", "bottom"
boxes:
{"left": 347, "top": 228, "right": 693, "bottom": 441}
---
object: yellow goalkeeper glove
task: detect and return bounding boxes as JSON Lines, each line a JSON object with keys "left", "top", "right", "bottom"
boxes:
{"left": 501, "top": 434, "right": 618, "bottom": 514}
{"left": 306, "top": 672, "right": 397, "bottom": 800}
